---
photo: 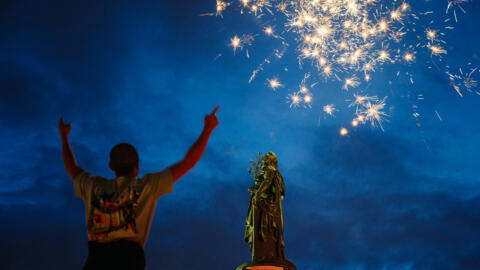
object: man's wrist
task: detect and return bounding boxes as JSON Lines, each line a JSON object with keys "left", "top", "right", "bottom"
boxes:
{"left": 61, "top": 134, "right": 69, "bottom": 142}
{"left": 203, "top": 126, "right": 215, "bottom": 134}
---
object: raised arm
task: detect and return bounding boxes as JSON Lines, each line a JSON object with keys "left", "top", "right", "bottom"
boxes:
{"left": 170, "top": 105, "right": 220, "bottom": 182}
{"left": 59, "top": 117, "right": 84, "bottom": 181}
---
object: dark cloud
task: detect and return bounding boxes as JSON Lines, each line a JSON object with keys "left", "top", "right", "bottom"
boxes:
{"left": 286, "top": 191, "right": 480, "bottom": 270}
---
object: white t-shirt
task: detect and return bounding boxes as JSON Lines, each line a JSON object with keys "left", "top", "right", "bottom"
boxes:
{"left": 74, "top": 168, "right": 173, "bottom": 248}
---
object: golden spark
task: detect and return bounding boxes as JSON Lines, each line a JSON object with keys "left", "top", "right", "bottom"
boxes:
{"left": 230, "top": 35, "right": 241, "bottom": 54}
{"left": 288, "top": 92, "right": 302, "bottom": 107}
{"left": 323, "top": 104, "right": 336, "bottom": 116}
{"left": 343, "top": 76, "right": 360, "bottom": 90}
{"left": 265, "top": 26, "right": 274, "bottom": 36}
{"left": 404, "top": 53, "right": 414, "bottom": 62}
{"left": 304, "top": 95, "right": 313, "bottom": 103}
{"left": 268, "top": 78, "right": 283, "bottom": 90}
{"left": 429, "top": 45, "right": 447, "bottom": 56}
{"left": 216, "top": 0, "right": 229, "bottom": 16}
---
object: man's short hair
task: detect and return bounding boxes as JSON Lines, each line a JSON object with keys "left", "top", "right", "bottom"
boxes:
{"left": 110, "top": 143, "right": 139, "bottom": 176}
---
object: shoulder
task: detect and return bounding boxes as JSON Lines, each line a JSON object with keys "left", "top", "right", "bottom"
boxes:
{"left": 141, "top": 168, "right": 172, "bottom": 182}
{"left": 76, "top": 171, "right": 109, "bottom": 182}
{"left": 139, "top": 168, "right": 174, "bottom": 197}
{"left": 75, "top": 171, "right": 111, "bottom": 190}
{"left": 73, "top": 171, "right": 110, "bottom": 199}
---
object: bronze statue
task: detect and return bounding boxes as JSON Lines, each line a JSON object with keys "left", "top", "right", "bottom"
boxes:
{"left": 237, "top": 152, "right": 296, "bottom": 270}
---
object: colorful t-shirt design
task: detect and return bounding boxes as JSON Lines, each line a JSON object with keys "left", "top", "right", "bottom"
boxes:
{"left": 74, "top": 169, "right": 174, "bottom": 247}
{"left": 87, "top": 185, "right": 140, "bottom": 240}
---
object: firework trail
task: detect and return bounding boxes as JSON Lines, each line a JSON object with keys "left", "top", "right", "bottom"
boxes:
{"left": 447, "top": 0, "right": 470, "bottom": 22}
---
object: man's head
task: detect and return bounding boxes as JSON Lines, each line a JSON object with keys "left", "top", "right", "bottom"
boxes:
{"left": 109, "top": 143, "right": 139, "bottom": 177}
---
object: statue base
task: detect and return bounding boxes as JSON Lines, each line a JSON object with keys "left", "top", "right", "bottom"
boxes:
{"left": 245, "top": 266, "right": 283, "bottom": 270}
{"left": 236, "top": 260, "right": 296, "bottom": 270}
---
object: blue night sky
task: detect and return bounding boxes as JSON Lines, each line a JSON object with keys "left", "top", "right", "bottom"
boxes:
{"left": 1, "top": 0, "right": 480, "bottom": 269}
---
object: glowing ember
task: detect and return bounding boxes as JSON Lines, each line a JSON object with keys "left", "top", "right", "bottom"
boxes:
{"left": 265, "top": 26, "right": 274, "bottom": 35}
{"left": 323, "top": 104, "right": 337, "bottom": 116}
{"left": 268, "top": 78, "right": 283, "bottom": 90}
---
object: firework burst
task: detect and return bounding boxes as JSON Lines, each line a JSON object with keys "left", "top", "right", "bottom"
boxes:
{"left": 216, "top": 0, "right": 230, "bottom": 16}
{"left": 446, "top": 66, "right": 479, "bottom": 96}
{"left": 212, "top": 0, "right": 470, "bottom": 132}
{"left": 323, "top": 104, "right": 337, "bottom": 116}
{"left": 357, "top": 97, "right": 388, "bottom": 130}
{"left": 287, "top": 92, "right": 302, "bottom": 107}
{"left": 343, "top": 76, "right": 361, "bottom": 90}
{"left": 268, "top": 78, "right": 283, "bottom": 90}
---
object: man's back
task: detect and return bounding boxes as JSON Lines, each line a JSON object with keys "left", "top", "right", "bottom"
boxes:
{"left": 75, "top": 169, "right": 173, "bottom": 247}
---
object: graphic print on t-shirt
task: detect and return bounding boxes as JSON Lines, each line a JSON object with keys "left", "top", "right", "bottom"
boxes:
{"left": 87, "top": 185, "right": 140, "bottom": 240}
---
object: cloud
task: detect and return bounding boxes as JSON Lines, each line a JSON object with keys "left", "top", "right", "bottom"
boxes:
{"left": 285, "top": 190, "right": 480, "bottom": 270}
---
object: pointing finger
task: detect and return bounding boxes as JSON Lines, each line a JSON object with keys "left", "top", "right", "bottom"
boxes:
{"left": 211, "top": 105, "right": 221, "bottom": 115}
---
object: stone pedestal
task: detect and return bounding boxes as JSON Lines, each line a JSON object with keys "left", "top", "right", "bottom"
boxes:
{"left": 246, "top": 266, "right": 283, "bottom": 270}
{"left": 236, "top": 260, "right": 296, "bottom": 270}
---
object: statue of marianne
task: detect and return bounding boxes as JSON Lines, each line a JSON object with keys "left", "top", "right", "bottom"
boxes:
{"left": 238, "top": 152, "right": 296, "bottom": 270}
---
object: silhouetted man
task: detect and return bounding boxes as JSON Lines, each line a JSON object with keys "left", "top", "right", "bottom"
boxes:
{"left": 59, "top": 106, "right": 220, "bottom": 270}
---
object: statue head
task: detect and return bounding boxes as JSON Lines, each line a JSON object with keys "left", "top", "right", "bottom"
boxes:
{"left": 262, "top": 152, "right": 278, "bottom": 168}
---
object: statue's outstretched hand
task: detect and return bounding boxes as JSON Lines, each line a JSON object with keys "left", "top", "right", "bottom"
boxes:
{"left": 204, "top": 105, "right": 220, "bottom": 132}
